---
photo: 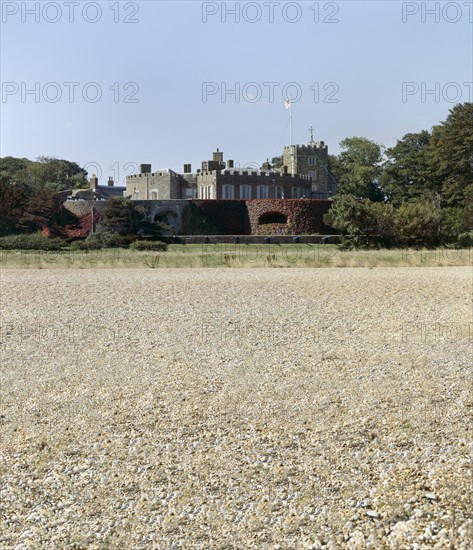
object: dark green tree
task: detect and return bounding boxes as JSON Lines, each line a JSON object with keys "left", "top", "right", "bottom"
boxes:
{"left": 18, "top": 187, "right": 62, "bottom": 232}
{"left": 33, "top": 156, "right": 88, "bottom": 191}
{"left": 331, "top": 137, "right": 384, "bottom": 201}
{"left": 324, "top": 195, "right": 396, "bottom": 246}
{"left": 104, "top": 197, "right": 145, "bottom": 236}
{"left": 395, "top": 200, "right": 442, "bottom": 247}
{"left": 0, "top": 155, "right": 87, "bottom": 191}
{"left": 427, "top": 102, "right": 473, "bottom": 207}
{"left": 0, "top": 177, "right": 29, "bottom": 235}
{"left": 381, "top": 131, "right": 440, "bottom": 205}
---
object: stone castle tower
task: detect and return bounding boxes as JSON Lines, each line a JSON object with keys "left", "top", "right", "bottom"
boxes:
{"left": 283, "top": 138, "right": 336, "bottom": 197}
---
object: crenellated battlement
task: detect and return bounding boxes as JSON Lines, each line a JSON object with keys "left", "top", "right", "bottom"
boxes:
{"left": 125, "top": 140, "right": 335, "bottom": 200}
{"left": 217, "top": 170, "right": 312, "bottom": 181}
{"left": 284, "top": 141, "right": 327, "bottom": 151}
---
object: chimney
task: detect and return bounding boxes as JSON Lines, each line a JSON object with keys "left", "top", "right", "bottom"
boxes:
{"left": 89, "top": 174, "right": 98, "bottom": 189}
{"left": 213, "top": 148, "right": 223, "bottom": 164}
{"left": 140, "top": 164, "right": 151, "bottom": 174}
{"left": 108, "top": 176, "right": 114, "bottom": 187}
{"left": 183, "top": 163, "right": 191, "bottom": 173}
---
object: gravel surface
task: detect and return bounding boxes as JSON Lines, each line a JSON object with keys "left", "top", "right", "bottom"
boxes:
{"left": 1, "top": 267, "right": 472, "bottom": 548}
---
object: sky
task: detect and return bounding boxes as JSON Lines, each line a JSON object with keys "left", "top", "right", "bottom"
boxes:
{"left": 1, "top": 0, "right": 472, "bottom": 184}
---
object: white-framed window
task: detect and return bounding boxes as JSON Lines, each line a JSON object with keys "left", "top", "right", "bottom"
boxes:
{"left": 257, "top": 185, "right": 268, "bottom": 199}
{"left": 275, "top": 186, "right": 283, "bottom": 199}
{"left": 240, "top": 185, "right": 251, "bottom": 199}
{"left": 222, "top": 184, "right": 234, "bottom": 199}
{"left": 200, "top": 185, "right": 212, "bottom": 199}
{"left": 150, "top": 190, "right": 158, "bottom": 200}
{"left": 309, "top": 170, "right": 317, "bottom": 180}
{"left": 308, "top": 156, "right": 316, "bottom": 165}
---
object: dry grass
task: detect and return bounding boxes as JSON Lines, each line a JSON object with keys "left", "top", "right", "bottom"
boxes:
{"left": 1, "top": 244, "right": 471, "bottom": 269}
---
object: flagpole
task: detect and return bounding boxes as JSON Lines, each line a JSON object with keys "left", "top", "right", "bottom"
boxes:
{"left": 289, "top": 98, "right": 292, "bottom": 148}
{"left": 290, "top": 99, "right": 294, "bottom": 176}
{"left": 285, "top": 97, "right": 295, "bottom": 177}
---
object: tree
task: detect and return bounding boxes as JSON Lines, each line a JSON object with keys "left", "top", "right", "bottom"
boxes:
{"left": 18, "top": 187, "right": 62, "bottom": 232}
{"left": 0, "top": 156, "right": 31, "bottom": 176}
{"left": 33, "top": 156, "right": 87, "bottom": 191}
{"left": 381, "top": 130, "right": 440, "bottom": 205}
{"left": 439, "top": 207, "right": 473, "bottom": 245}
{"left": 0, "top": 155, "right": 87, "bottom": 191}
{"left": 324, "top": 195, "right": 396, "bottom": 247}
{"left": 331, "top": 137, "right": 384, "bottom": 201}
{"left": 395, "top": 200, "right": 442, "bottom": 247}
{"left": 427, "top": 102, "right": 473, "bottom": 207}
{"left": 0, "top": 177, "right": 28, "bottom": 235}
{"left": 104, "top": 197, "right": 145, "bottom": 236}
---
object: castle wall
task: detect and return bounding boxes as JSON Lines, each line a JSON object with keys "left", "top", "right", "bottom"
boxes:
{"left": 63, "top": 199, "right": 333, "bottom": 236}
{"left": 247, "top": 199, "right": 332, "bottom": 235}
{"left": 197, "top": 171, "right": 312, "bottom": 199}
{"left": 126, "top": 172, "right": 176, "bottom": 200}
{"left": 63, "top": 201, "right": 108, "bottom": 233}
{"left": 126, "top": 171, "right": 197, "bottom": 200}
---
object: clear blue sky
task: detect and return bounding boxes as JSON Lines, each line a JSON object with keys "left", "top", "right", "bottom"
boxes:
{"left": 1, "top": 0, "right": 472, "bottom": 184}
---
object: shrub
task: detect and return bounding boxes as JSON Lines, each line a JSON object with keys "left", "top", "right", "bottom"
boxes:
{"left": 395, "top": 201, "right": 441, "bottom": 247}
{"left": 324, "top": 196, "right": 396, "bottom": 247}
{"left": 129, "top": 240, "right": 167, "bottom": 251}
{"left": 0, "top": 233, "right": 67, "bottom": 250}
{"left": 70, "top": 238, "right": 102, "bottom": 251}
{"left": 69, "top": 232, "right": 127, "bottom": 250}
{"left": 439, "top": 207, "right": 472, "bottom": 245}
{"left": 457, "top": 231, "right": 473, "bottom": 247}
{"left": 94, "top": 231, "right": 129, "bottom": 247}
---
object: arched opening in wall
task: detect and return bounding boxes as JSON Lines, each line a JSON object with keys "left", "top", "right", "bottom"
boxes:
{"left": 258, "top": 212, "right": 288, "bottom": 225}
{"left": 155, "top": 210, "right": 179, "bottom": 231}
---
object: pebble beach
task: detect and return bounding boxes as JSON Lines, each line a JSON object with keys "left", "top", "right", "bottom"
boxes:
{"left": 1, "top": 267, "right": 472, "bottom": 548}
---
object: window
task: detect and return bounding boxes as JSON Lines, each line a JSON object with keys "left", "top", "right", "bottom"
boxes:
{"left": 223, "top": 184, "right": 234, "bottom": 199}
{"left": 309, "top": 170, "right": 318, "bottom": 180}
{"left": 133, "top": 188, "right": 140, "bottom": 200}
{"left": 150, "top": 190, "right": 158, "bottom": 200}
{"left": 240, "top": 185, "right": 251, "bottom": 199}
{"left": 257, "top": 185, "right": 268, "bottom": 199}
{"left": 200, "top": 186, "right": 212, "bottom": 199}
{"left": 308, "top": 156, "right": 316, "bottom": 165}
{"left": 275, "top": 186, "right": 283, "bottom": 199}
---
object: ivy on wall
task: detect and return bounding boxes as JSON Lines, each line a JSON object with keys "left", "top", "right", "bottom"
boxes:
{"left": 246, "top": 199, "right": 332, "bottom": 235}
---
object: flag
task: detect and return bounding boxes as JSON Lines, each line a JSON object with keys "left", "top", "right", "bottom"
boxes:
{"left": 285, "top": 97, "right": 291, "bottom": 109}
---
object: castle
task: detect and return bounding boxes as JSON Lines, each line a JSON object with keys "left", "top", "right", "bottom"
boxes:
{"left": 125, "top": 139, "right": 336, "bottom": 201}
{"left": 64, "top": 136, "right": 336, "bottom": 236}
